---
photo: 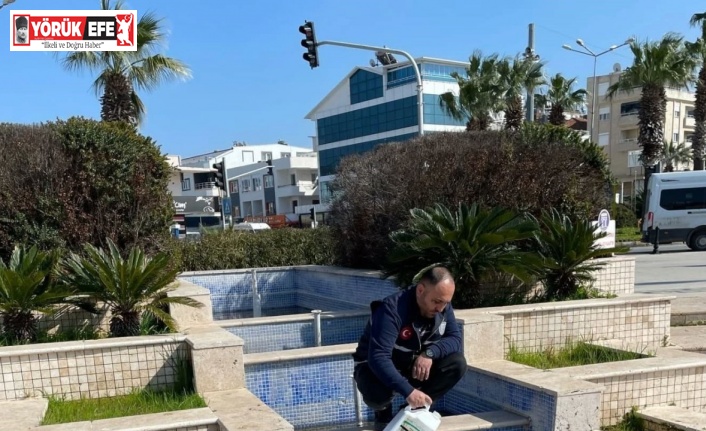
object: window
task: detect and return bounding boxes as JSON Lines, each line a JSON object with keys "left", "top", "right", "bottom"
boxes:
{"left": 687, "top": 110, "right": 696, "bottom": 119}
{"left": 281, "top": 152, "right": 291, "bottom": 158}
{"left": 234, "top": 206, "right": 240, "bottom": 218}
{"left": 660, "top": 187, "right": 706, "bottom": 211}
{"left": 674, "top": 108, "right": 680, "bottom": 118}
{"left": 242, "top": 151, "right": 254, "bottom": 163}
{"left": 292, "top": 200, "right": 298, "bottom": 213}
{"left": 253, "top": 177, "right": 261, "bottom": 191}
{"left": 266, "top": 202, "right": 275, "bottom": 216}
{"left": 181, "top": 178, "right": 191, "bottom": 191}
{"left": 262, "top": 152, "right": 272, "bottom": 161}
{"left": 627, "top": 150, "right": 641, "bottom": 168}
{"left": 264, "top": 175, "right": 274, "bottom": 188}
{"left": 598, "top": 133, "right": 610, "bottom": 147}
{"left": 673, "top": 133, "right": 679, "bottom": 143}
{"left": 316, "top": 96, "right": 419, "bottom": 145}
{"left": 291, "top": 174, "right": 296, "bottom": 185}
{"left": 349, "top": 69, "right": 383, "bottom": 104}
{"left": 311, "top": 173, "right": 317, "bottom": 183}
{"left": 599, "top": 107, "right": 610, "bottom": 121}
{"left": 229, "top": 180, "right": 239, "bottom": 194}
{"left": 598, "top": 82, "right": 609, "bottom": 96}
{"left": 620, "top": 102, "right": 640, "bottom": 116}
{"left": 241, "top": 179, "right": 250, "bottom": 192}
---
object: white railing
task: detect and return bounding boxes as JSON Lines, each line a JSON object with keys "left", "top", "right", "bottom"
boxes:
{"left": 195, "top": 181, "right": 216, "bottom": 190}
{"left": 620, "top": 138, "right": 638, "bottom": 145}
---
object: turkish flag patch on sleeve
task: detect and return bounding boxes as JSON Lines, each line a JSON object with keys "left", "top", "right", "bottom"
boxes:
{"left": 400, "top": 325, "right": 413, "bottom": 340}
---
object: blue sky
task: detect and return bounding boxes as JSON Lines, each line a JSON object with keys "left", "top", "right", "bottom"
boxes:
{"left": 0, "top": 1, "right": 702, "bottom": 157}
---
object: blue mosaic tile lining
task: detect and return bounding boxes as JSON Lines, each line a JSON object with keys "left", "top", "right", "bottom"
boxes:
{"left": 225, "top": 314, "right": 369, "bottom": 354}
{"left": 461, "top": 369, "right": 555, "bottom": 430}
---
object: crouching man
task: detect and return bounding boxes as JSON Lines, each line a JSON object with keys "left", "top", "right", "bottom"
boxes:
{"left": 352, "top": 266, "right": 467, "bottom": 429}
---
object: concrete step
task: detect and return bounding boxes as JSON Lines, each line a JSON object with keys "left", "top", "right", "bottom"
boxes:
{"left": 320, "top": 409, "right": 529, "bottom": 431}
{"left": 637, "top": 405, "right": 706, "bottom": 431}
{"left": 439, "top": 410, "right": 529, "bottom": 430}
{"left": 0, "top": 398, "right": 47, "bottom": 430}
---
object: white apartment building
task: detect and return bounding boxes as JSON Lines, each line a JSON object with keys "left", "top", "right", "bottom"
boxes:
{"left": 180, "top": 141, "right": 312, "bottom": 171}
{"left": 168, "top": 141, "right": 314, "bottom": 232}
{"left": 166, "top": 155, "right": 221, "bottom": 235}
{"left": 227, "top": 153, "right": 321, "bottom": 225}
{"left": 588, "top": 66, "right": 695, "bottom": 202}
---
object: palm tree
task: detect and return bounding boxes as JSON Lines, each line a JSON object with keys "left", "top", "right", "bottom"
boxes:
{"left": 0, "top": 246, "right": 82, "bottom": 343}
{"left": 383, "top": 202, "right": 542, "bottom": 308}
{"left": 498, "top": 56, "right": 546, "bottom": 130}
{"left": 660, "top": 140, "right": 693, "bottom": 171}
{"left": 60, "top": 239, "right": 202, "bottom": 337}
{"left": 688, "top": 11, "right": 706, "bottom": 170}
{"left": 542, "top": 74, "right": 587, "bottom": 126}
{"left": 607, "top": 34, "right": 695, "bottom": 173}
{"left": 60, "top": 0, "right": 191, "bottom": 126}
{"left": 439, "top": 51, "right": 504, "bottom": 131}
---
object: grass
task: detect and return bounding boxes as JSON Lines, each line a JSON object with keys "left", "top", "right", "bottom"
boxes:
{"left": 507, "top": 341, "right": 645, "bottom": 369}
{"left": 41, "top": 389, "right": 207, "bottom": 425}
{"left": 616, "top": 227, "right": 643, "bottom": 243}
{"left": 601, "top": 407, "right": 645, "bottom": 431}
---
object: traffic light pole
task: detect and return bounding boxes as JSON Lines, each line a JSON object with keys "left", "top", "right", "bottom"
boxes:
{"left": 221, "top": 158, "right": 227, "bottom": 230}
{"left": 316, "top": 40, "right": 424, "bottom": 137}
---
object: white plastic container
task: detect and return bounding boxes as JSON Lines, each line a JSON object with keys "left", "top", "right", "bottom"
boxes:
{"left": 383, "top": 405, "right": 441, "bottom": 431}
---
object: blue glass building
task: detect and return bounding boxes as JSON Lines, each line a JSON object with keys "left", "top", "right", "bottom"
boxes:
{"left": 305, "top": 57, "right": 472, "bottom": 203}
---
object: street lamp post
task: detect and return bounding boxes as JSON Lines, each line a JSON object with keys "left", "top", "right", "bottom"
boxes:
{"left": 562, "top": 37, "right": 635, "bottom": 144}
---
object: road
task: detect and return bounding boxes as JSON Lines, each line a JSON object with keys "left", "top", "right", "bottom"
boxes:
{"left": 629, "top": 244, "right": 706, "bottom": 295}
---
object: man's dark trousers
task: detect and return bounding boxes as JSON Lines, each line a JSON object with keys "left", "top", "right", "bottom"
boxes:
{"left": 353, "top": 352, "right": 467, "bottom": 410}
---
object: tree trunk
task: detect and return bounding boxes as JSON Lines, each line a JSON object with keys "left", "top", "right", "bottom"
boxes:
{"left": 101, "top": 72, "right": 137, "bottom": 126}
{"left": 549, "top": 105, "right": 565, "bottom": 126}
{"left": 692, "top": 66, "right": 706, "bottom": 170}
{"left": 638, "top": 84, "right": 666, "bottom": 168}
{"left": 504, "top": 96, "right": 523, "bottom": 130}
{"left": 1, "top": 310, "right": 37, "bottom": 343}
{"left": 109, "top": 309, "right": 141, "bottom": 337}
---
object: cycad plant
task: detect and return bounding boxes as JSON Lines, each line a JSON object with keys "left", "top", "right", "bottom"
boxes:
{"left": 60, "top": 239, "right": 202, "bottom": 337}
{"left": 383, "top": 203, "right": 542, "bottom": 308}
{"left": 532, "top": 209, "right": 625, "bottom": 301}
{"left": 0, "top": 246, "right": 80, "bottom": 344}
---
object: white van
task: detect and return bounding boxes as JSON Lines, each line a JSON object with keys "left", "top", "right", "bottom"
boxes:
{"left": 642, "top": 171, "right": 706, "bottom": 250}
{"left": 232, "top": 222, "right": 271, "bottom": 233}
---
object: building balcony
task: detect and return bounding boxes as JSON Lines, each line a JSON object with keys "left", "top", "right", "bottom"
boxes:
{"left": 619, "top": 138, "right": 638, "bottom": 146}
{"left": 619, "top": 113, "right": 639, "bottom": 127}
{"left": 277, "top": 182, "right": 317, "bottom": 197}
{"left": 684, "top": 116, "right": 696, "bottom": 128}
{"left": 273, "top": 154, "right": 318, "bottom": 170}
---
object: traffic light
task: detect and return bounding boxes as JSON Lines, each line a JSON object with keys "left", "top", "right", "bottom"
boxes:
{"left": 299, "top": 21, "right": 319, "bottom": 69}
{"left": 309, "top": 207, "right": 315, "bottom": 219}
{"left": 213, "top": 161, "right": 226, "bottom": 191}
{"left": 266, "top": 159, "right": 273, "bottom": 175}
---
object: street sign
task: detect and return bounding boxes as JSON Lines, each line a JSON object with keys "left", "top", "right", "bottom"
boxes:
{"left": 222, "top": 197, "right": 232, "bottom": 216}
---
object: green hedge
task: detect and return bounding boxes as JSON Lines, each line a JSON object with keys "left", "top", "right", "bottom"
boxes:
{"left": 165, "top": 227, "right": 339, "bottom": 272}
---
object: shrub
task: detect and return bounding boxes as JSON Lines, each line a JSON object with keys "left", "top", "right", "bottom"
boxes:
{"left": 0, "top": 118, "right": 173, "bottom": 260}
{"left": 614, "top": 203, "right": 639, "bottom": 229}
{"left": 330, "top": 126, "right": 611, "bottom": 269}
{"left": 168, "top": 227, "right": 339, "bottom": 272}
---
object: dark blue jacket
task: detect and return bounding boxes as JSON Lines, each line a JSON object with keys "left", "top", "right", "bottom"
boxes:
{"left": 352, "top": 287, "right": 462, "bottom": 398}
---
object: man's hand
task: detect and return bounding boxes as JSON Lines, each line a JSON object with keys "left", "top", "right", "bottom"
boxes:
{"left": 412, "top": 354, "right": 433, "bottom": 381}
{"left": 406, "top": 389, "right": 432, "bottom": 409}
